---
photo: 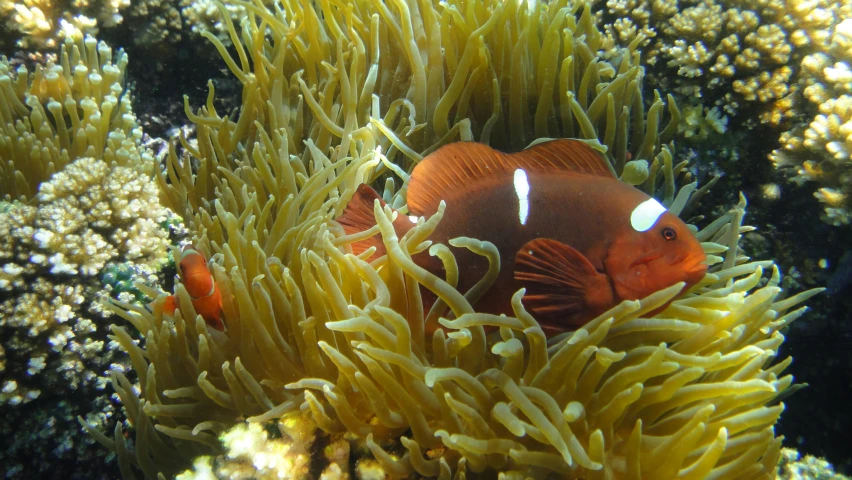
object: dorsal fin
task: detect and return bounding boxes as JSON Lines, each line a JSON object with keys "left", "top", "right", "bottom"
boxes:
{"left": 407, "top": 139, "right": 614, "bottom": 216}
{"left": 522, "top": 139, "right": 615, "bottom": 178}
{"left": 336, "top": 184, "right": 416, "bottom": 259}
{"left": 337, "top": 184, "right": 388, "bottom": 257}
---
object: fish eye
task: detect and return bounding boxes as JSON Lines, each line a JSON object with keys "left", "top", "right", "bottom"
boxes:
{"left": 179, "top": 264, "right": 186, "bottom": 271}
{"left": 661, "top": 227, "right": 677, "bottom": 241}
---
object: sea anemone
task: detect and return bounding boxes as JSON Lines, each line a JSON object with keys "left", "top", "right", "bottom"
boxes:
{"left": 81, "top": 0, "right": 818, "bottom": 478}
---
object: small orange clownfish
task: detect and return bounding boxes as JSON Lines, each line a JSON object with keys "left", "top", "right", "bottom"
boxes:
{"left": 337, "top": 139, "right": 707, "bottom": 334}
{"left": 162, "top": 244, "right": 225, "bottom": 331}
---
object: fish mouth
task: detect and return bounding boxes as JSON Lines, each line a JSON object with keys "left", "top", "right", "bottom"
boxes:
{"left": 634, "top": 252, "right": 707, "bottom": 282}
{"left": 682, "top": 256, "right": 708, "bottom": 282}
{"left": 630, "top": 251, "right": 707, "bottom": 278}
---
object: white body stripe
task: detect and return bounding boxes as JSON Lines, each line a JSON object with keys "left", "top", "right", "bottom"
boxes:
{"left": 630, "top": 198, "right": 667, "bottom": 232}
{"left": 514, "top": 168, "right": 530, "bottom": 226}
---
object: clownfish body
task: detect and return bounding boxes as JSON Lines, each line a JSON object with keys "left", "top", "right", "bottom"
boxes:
{"left": 161, "top": 245, "right": 224, "bottom": 331}
{"left": 337, "top": 139, "right": 707, "bottom": 334}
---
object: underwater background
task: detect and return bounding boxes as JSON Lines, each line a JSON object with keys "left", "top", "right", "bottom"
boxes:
{"left": 1, "top": 0, "right": 851, "bottom": 478}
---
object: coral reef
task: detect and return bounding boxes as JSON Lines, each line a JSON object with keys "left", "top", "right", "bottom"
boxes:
{"left": 0, "top": 395, "right": 119, "bottom": 478}
{"left": 0, "top": 0, "right": 182, "bottom": 51}
{"left": 0, "top": 0, "right": 105, "bottom": 49}
{"left": 0, "top": 0, "right": 258, "bottom": 62}
{"left": 0, "top": 155, "right": 169, "bottom": 405}
{"left": 600, "top": 0, "right": 848, "bottom": 121}
{"left": 0, "top": 30, "right": 167, "bottom": 406}
{"left": 596, "top": 0, "right": 852, "bottom": 226}
{"left": 770, "top": 19, "right": 852, "bottom": 226}
{"left": 0, "top": 32, "right": 170, "bottom": 477}
{"left": 600, "top": 0, "right": 767, "bottom": 113}
{"left": 174, "top": 418, "right": 314, "bottom": 480}
{"left": 776, "top": 448, "right": 852, "bottom": 480}
{"left": 75, "top": 0, "right": 817, "bottom": 478}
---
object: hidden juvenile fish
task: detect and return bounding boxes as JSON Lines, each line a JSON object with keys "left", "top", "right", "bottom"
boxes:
{"left": 338, "top": 139, "right": 707, "bottom": 333}
{"left": 161, "top": 244, "right": 225, "bottom": 331}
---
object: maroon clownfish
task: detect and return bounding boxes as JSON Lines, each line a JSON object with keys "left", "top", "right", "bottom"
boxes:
{"left": 337, "top": 139, "right": 707, "bottom": 334}
{"left": 161, "top": 244, "right": 224, "bottom": 331}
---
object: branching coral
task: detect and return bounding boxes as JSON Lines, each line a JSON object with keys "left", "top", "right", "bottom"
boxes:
{"left": 0, "top": 0, "right": 93, "bottom": 48}
{"left": 77, "top": 0, "right": 818, "bottom": 478}
{"left": 0, "top": 32, "right": 171, "bottom": 475}
{"left": 0, "top": 155, "right": 170, "bottom": 406}
{"left": 770, "top": 18, "right": 852, "bottom": 225}
{"left": 174, "top": 419, "right": 315, "bottom": 479}
{"left": 597, "top": 0, "right": 852, "bottom": 226}
{"left": 599, "top": 0, "right": 849, "bottom": 118}
{"left": 0, "top": 0, "right": 183, "bottom": 50}
{"left": 776, "top": 448, "right": 852, "bottom": 480}
{"left": 0, "top": 31, "right": 166, "bottom": 407}
{"left": 0, "top": 0, "right": 100, "bottom": 49}
{"left": 598, "top": 0, "right": 776, "bottom": 114}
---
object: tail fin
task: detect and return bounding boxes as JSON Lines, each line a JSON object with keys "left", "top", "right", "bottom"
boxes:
{"left": 337, "top": 184, "right": 416, "bottom": 259}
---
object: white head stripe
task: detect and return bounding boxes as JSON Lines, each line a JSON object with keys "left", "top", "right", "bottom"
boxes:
{"left": 630, "top": 198, "right": 667, "bottom": 232}
{"left": 514, "top": 168, "right": 530, "bottom": 225}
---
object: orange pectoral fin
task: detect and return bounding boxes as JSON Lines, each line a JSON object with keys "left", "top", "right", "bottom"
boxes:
{"left": 192, "top": 293, "right": 225, "bottom": 331}
{"left": 515, "top": 238, "right": 615, "bottom": 329}
{"left": 162, "top": 295, "right": 178, "bottom": 316}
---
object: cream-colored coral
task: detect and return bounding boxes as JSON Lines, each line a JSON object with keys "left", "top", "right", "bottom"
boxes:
{"left": 0, "top": 0, "right": 179, "bottom": 49}
{"left": 176, "top": 419, "right": 314, "bottom": 480}
{"left": 663, "top": 39, "right": 715, "bottom": 78}
{"left": 1, "top": 0, "right": 103, "bottom": 48}
{"left": 0, "top": 34, "right": 167, "bottom": 411}
{"left": 601, "top": 0, "right": 665, "bottom": 49}
{"left": 0, "top": 156, "right": 169, "bottom": 407}
{"left": 1, "top": 0, "right": 186, "bottom": 52}
{"left": 732, "top": 65, "right": 793, "bottom": 102}
{"left": 678, "top": 104, "right": 729, "bottom": 139}
{"left": 0, "top": 155, "right": 168, "bottom": 293}
{"left": 598, "top": 0, "right": 852, "bottom": 225}
{"left": 770, "top": 16, "right": 852, "bottom": 225}
{"left": 776, "top": 447, "right": 852, "bottom": 480}
{"left": 599, "top": 0, "right": 848, "bottom": 120}
{"left": 34, "top": 157, "right": 169, "bottom": 275}
{"left": 803, "top": 96, "right": 852, "bottom": 162}
{"left": 781, "top": 0, "right": 851, "bottom": 48}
